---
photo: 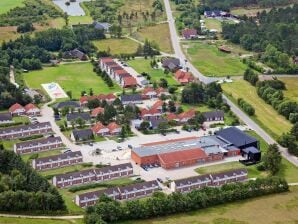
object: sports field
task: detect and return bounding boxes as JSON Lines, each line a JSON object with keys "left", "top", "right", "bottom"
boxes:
{"left": 128, "top": 58, "right": 179, "bottom": 86}
{"left": 222, "top": 79, "right": 292, "bottom": 139}
{"left": 93, "top": 38, "right": 139, "bottom": 55}
{"left": 0, "top": 0, "right": 24, "bottom": 14}
{"left": 184, "top": 41, "right": 248, "bottom": 77}
{"left": 24, "top": 63, "right": 121, "bottom": 99}
{"left": 279, "top": 77, "right": 298, "bottom": 103}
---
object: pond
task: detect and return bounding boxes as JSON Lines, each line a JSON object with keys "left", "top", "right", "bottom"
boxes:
{"left": 52, "top": 0, "right": 91, "bottom": 16}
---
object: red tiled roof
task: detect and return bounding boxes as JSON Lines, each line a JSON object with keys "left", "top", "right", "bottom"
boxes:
{"left": 151, "top": 100, "right": 164, "bottom": 110}
{"left": 182, "top": 28, "right": 197, "bottom": 38}
{"left": 167, "top": 113, "right": 178, "bottom": 120}
{"left": 156, "top": 87, "right": 168, "bottom": 95}
{"left": 91, "top": 107, "right": 104, "bottom": 117}
{"left": 158, "top": 148, "right": 208, "bottom": 165}
{"left": 175, "top": 70, "right": 194, "bottom": 83}
{"left": 123, "top": 76, "right": 137, "bottom": 87}
{"left": 106, "top": 93, "right": 116, "bottom": 100}
{"left": 142, "top": 136, "right": 198, "bottom": 146}
{"left": 92, "top": 122, "right": 107, "bottom": 133}
{"left": 178, "top": 109, "right": 196, "bottom": 120}
{"left": 9, "top": 103, "right": 24, "bottom": 112}
{"left": 107, "top": 122, "right": 120, "bottom": 132}
{"left": 80, "top": 96, "right": 88, "bottom": 104}
{"left": 115, "top": 69, "right": 129, "bottom": 75}
{"left": 24, "top": 103, "right": 38, "bottom": 111}
{"left": 100, "top": 57, "right": 114, "bottom": 63}
{"left": 143, "top": 87, "right": 156, "bottom": 95}
{"left": 141, "top": 108, "right": 160, "bottom": 117}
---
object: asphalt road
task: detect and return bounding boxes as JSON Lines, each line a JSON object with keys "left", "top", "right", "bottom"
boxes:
{"left": 163, "top": 0, "right": 298, "bottom": 166}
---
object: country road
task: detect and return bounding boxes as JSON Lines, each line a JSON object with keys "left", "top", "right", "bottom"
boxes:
{"left": 163, "top": 0, "right": 298, "bottom": 167}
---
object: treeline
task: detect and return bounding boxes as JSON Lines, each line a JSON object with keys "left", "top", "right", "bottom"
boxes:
{"left": 243, "top": 69, "right": 259, "bottom": 86}
{"left": 202, "top": 0, "right": 293, "bottom": 11}
{"left": 0, "top": 0, "right": 62, "bottom": 26}
{"left": 84, "top": 177, "right": 288, "bottom": 224}
{"left": 93, "top": 63, "right": 114, "bottom": 87}
{"left": 238, "top": 98, "right": 255, "bottom": 116}
{"left": 257, "top": 79, "right": 298, "bottom": 123}
{"left": 278, "top": 122, "right": 298, "bottom": 156}
{"left": 0, "top": 149, "right": 66, "bottom": 212}
{"left": 0, "top": 26, "right": 105, "bottom": 71}
{"left": 222, "top": 5, "right": 298, "bottom": 73}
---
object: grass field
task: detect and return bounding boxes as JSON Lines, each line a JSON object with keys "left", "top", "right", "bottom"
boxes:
{"left": 279, "top": 77, "right": 298, "bottom": 103}
{"left": 69, "top": 16, "right": 93, "bottom": 25}
{"left": 39, "top": 164, "right": 93, "bottom": 178}
{"left": 205, "top": 18, "right": 223, "bottom": 32}
{"left": 0, "top": 0, "right": 24, "bottom": 14}
{"left": 134, "top": 23, "right": 174, "bottom": 54}
{"left": 21, "top": 149, "right": 63, "bottom": 162}
{"left": 24, "top": 63, "right": 121, "bottom": 99}
{"left": 128, "top": 58, "right": 179, "bottom": 86}
{"left": 183, "top": 41, "right": 248, "bottom": 77}
{"left": 222, "top": 79, "right": 292, "bottom": 139}
{"left": 0, "top": 217, "right": 83, "bottom": 224}
{"left": 119, "top": 186, "right": 298, "bottom": 224}
{"left": 93, "top": 38, "right": 139, "bottom": 55}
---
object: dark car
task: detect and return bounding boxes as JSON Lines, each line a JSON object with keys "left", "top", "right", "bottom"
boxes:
{"left": 157, "top": 178, "right": 163, "bottom": 183}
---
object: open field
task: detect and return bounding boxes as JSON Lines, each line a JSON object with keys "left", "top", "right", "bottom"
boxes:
{"left": 69, "top": 16, "right": 93, "bottom": 25}
{"left": 24, "top": 63, "right": 122, "bottom": 99}
{"left": 21, "top": 149, "right": 63, "bottom": 162}
{"left": 0, "top": 0, "right": 25, "bottom": 14}
{"left": 279, "top": 77, "right": 298, "bottom": 103}
{"left": 134, "top": 23, "right": 174, "bottom": 54}
{"left": 183, "top": 41, "right": 248, "bottom": 77}
{"left": 128, "top": 58, "right": 179, "bottom": 86}
{"left": 0, "top": 217, "right": 83, "bottom": 224}
{"left": 93, "top": 38, "right": 139, "bottom": 55}
{"left": 39, "top": 164, "right": 93, "bottom": 178}
{"left": 205, "top": 18, "right": 223, "bottom": 32}
{"left": 222, "top": 79, "right": 292, "bottom": 139}
{"left": 119, "top": 186, "right": 298, "bottom": 224}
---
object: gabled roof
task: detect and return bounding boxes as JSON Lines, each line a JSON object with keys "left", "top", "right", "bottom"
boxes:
{"left": 174, "top": 174, "right": 212, "bottom": 186}
{"left": 35, "top": 151, "right": 82, "bottom": 163}
{"left": 182, "top": 28, "right": 198, "bottom": 37}
{"left": 143, "top": 87, "right": 156, "bottom": 95}
{"left": 120, "top": 94, "right": 142, "bottom": 102}
{"left": 15, "top": 137, "right": 62, "bottom": 149}
{"left": 178, "top": 109, "right": 196, "bottom": 120}
{"left": 91, "top": 107, "right": 104, "bottom": 117}
{"left": 9, "top": 103, "right": 24, "bottom": 112}
{"left": 56, "top": 101, "right": 80, "bottom": 109}
{"left": 72, "top": 129, "right": 93, "bottom": 141}
{"left": 92, "top": 122, "right": 108, "bottom": 133}
{"left": 123, "top": 76, "right": 137, "bottom": 86}
{"left": 203, "top": 110, "right": 224, "bottom": 119}
{"left": 0, "top": 122, "right": 51, "bottom": 135}
{"left": 211, "top": 169, "right": 248, "bottom": 180}
{"left": 107, "top": 122, "right": 120, "bottom": 132}
{"left": 100, "top": 57, "right": 114, "bottom": 63}
{"left": 66, "top": 113, "right": 91, "bottom": 122}
{"left": 215, "top": 127, "right": 258, "bottom": 148}
{"left": 24, "top": 103, "right": 39, "bottom": 111}
{"left": 0, "top": 112, "right": 12, "bottom": 122}
{"left": 118, "top": 180, "right": 159, "bottom": 194}
{"left": 151, "top": 100, "right": 164, "bottom": 109}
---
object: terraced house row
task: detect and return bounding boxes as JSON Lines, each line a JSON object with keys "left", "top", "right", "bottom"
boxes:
{"left": 99, "top": 57, "right": 138, "bottom": 88}
{"left": 32, "top": 151, "right": 83, "bottom": 171}
{"left": 14, "top": 136, "right": 63, "bottom": 155}
{"left": 52, "top": 163, "right": 133, "bottom": 188}
{"left": 0, "top": 122, "right": 52, "bottom": 140}
{"left": 171, "top": 169, "right": 248, "bottom": 193}
{"left": 75, "top": 180, "right": 160, "bottom": 208}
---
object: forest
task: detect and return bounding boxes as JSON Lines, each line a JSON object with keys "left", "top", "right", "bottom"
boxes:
{"left": 222, "top": 5, "right": 298, "bottom": 72}
{"left": 0, "top": 0, "right": 62, "bottom": 26}
{"left": 0, "top": 148, "right": 66, "bottom": 212}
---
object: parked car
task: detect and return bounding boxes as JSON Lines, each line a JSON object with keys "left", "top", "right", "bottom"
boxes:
{"left": 63, "top": 149, "right": 72, "bottom": 154}
{"left": 88, "top": 142, "right": 93, "bottom": 146}
{"left": 117, "top": 146, "right": 123, "bottom": 150}
{"left": 128, "top": 144, "right": 133, "bottom": 149}
{"left": 157, "top": 178, "right": 163, "bottom": 183}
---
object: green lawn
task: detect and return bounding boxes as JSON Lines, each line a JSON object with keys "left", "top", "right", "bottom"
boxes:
{"left": 222, "top": 79, "right": 292, "bottom": 139}
{"left": 93, "top": 38, "right": 139, "bottom": 55}
{"left": 0, "top": 217, "right": 83, "bottom": 224}
{"left": 0, "top": 0, "right": 25, "bottom": 14}
{"left": 183, "top": 41, "right": 248, "bottom": 77}
{"left": 205, "top": 18, "right": 223, "bottom": 32}
{"left": 119, "top": 186, "right": 298, "bottom": 224}
{"left": 21, "top": 149, "right": 63, "bottom": 162}
{"left": 183, "top": 41, "right": 247, "bottom": 77}
{"left": 69, "top": 16, "right": 93, "bottom": 25}
{"left": 279, "top": 77, "right": 298, "bottom": 103}
{"left": 24, "top": 63, "right": 121, "bottom": 99}
{"left": 40, "top": 164, "right": 94, "bottom": 179}
{"left": 128, "top": 58, "right": 179, "bottom": 86}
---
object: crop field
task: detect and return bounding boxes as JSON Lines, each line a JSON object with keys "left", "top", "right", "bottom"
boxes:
{"left": 119, "top": 186, "right": 298, "bottom": 224}
{"left": 134, "top": 23, "right": 174, "bottom": 54}
{"left": 93, "top": 38, "right": 139, "bottom": 55}
{"left": 128, "top": 58, "right": 179, "bottom": 86}
{"left": 183, "top": 41, "right": 248, "bottom": 77}
{"left": 0, "top": 0, "right": 25, "bottom": 14}
{"left": 24, "top": 63, "right": 121, "bottom": 99}
{"left": 222, "top": 79, "right": 292, "bottom": 139}
{"left": 279, "top": 77, "right": 298, "bottom": 103}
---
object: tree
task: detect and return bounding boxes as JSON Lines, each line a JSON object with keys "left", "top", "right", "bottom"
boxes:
{"left": 66, "top": 90, "right": 72, "bottom": 100}
{"left": 120, "top": 126, "right": 127, "bottom": 139}
{"left": 17, "top": 22, "right": 35, "bottom": 33}
{"left": 140, "top": 121, "right": 150, "bottom": 131}
{"left": 263, "top": 144, "right": 282, "bottom": 175}
{"left": 63, "top": 12, "right": 69, "bottom": 27}
{"left": 290, "top": 122, "right": 298, "bottom": 140}
{"left": 76, "top": 117, "right": 85, "bottom": 128}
